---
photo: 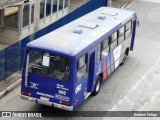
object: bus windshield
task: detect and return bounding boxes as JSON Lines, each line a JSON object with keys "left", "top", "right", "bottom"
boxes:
{"left": 27, "top": 50, "right": 70, "bottom": 81}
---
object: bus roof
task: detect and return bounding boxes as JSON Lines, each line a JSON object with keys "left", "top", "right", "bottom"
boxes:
{"left": 28, "top": 7, "right": 136, "bottom": 56}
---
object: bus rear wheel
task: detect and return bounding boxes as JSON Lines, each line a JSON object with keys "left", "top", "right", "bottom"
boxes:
{"left": 120, "top": 54, "right": 126, "bottom": 66}
{"left": 120, "top": 48, "right": 129, "bottom": 66}
{"left": 92, "top": 76, "right": 101, "bottom": 96}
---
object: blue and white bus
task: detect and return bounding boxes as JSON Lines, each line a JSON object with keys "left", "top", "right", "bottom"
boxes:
{"left": 20, "top": 7, "right": 137, "bottom": 111}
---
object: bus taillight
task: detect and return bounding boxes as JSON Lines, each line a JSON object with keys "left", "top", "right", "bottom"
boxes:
{"left": 61, "top": 101, "right": 69, "bottom": 105}
{"left": 21, "top": 92, "right": 30, "bottom": 96}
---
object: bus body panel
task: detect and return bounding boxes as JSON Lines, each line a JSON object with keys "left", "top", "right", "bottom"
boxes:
{"left": 21, "top": 47, "right": 76, "bottom": 110}
{"left": 23, "top": 74, "right": 71, "bottom": 103}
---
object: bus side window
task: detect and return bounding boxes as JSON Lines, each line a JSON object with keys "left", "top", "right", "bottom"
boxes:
{"left": 101, "top": 38, "right": 109, "bottom": 59}
{"left": 110, "top": 31, "right": 118, "bottom": 51}
{"left": 77, "top": 54, "right": 88, "bottom": 81}
{"left": 118, "top": 26, "right": 125, "bottom": 45}
{"left": 125, "top": 20, "right": 132, "bottom": 39}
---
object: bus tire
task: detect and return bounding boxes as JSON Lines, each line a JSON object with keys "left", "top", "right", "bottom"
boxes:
{"left": 120, "top": 48, "right": 129, "bottom": 66}
{"left": 92, "top": 76, "right": 101, "bottom": 96}
{"left": 125, "top": 48, "right": 129, "bottom": 56}
{"left": 120, "top": 54, "right": 126, "bottom": 66}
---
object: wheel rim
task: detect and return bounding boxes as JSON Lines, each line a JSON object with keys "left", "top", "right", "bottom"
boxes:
{"left": 95, "top": 80, "right": 100, "bottom": 92}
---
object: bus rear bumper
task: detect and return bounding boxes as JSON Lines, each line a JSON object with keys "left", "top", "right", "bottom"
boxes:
{"left": 20, "top": 94, "right": 73, "bottom": 111}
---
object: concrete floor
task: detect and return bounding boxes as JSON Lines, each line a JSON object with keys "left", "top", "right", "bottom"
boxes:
{"left": 0, "top": 0, "right": 160, "bottom": 119}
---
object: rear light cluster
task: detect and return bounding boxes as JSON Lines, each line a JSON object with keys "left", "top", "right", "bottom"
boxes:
{"left": 21, "top": 91, "right": 31, "bottom": 96}
{"left": 60, "top": 101, "right": 69, "bottom": 105}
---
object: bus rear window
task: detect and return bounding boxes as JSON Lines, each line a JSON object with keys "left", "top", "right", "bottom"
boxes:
{"left": 28, "top": 50, "right": 70, "bottom": 81}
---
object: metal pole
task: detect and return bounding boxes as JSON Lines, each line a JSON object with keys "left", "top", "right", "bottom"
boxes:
{"left": 107, "top": 0, "right": 112, "bottom": 7}
{"left": 34, "top": 0, "right": 40, "bottom": 32}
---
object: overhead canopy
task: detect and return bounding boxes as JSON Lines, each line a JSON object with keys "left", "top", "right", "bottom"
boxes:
{"left": 0, "top": 0, "right": 25, "bottom": 10}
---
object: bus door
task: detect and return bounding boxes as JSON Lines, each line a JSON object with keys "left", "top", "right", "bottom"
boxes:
{"left": 110, "top": 31, "right": 120, "bottom": 70}
{"left": 113, "top": 45, "right": 122, "bottom": 69}
{"left": 76, "top": 54, "right": 89, "bottom": 99}
{"left": 88, "top": 52, "right": 95, "bottom": 92}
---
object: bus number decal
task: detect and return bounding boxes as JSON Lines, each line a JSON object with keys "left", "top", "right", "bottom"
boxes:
{"left": 58, "top": 90, "right": 66, "bottom": 95}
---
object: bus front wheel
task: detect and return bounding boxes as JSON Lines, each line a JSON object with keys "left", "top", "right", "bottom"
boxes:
{"left": 92, "top": 76, "right": 101, "bottom": 96}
